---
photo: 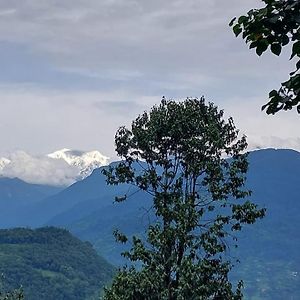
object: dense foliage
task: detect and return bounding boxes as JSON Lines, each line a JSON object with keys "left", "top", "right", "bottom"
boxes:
{"left": 0, "top": 227, "right": 114, "bottom": 300}
{"left": 230, "top": 0, "right": 300, "bottom": 114}
{"left": 102, "top": 98, "right": 265, "bottom": 299}
{"left": 0, "top": 286, "right": 23, "bottom": 300}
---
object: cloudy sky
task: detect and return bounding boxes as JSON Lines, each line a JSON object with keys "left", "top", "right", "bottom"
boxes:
{"left": 0, "top": 0, "right": 299, "bottom": 161}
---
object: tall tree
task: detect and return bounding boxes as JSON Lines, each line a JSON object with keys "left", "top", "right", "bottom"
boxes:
{"left": 230, "top": 0, "right": 300, "bottom": 114}
{"left": 103, "top": 98, "right": 265, "bottom": 299}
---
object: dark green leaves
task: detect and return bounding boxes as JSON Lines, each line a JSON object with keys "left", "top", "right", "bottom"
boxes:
{"left": 238, "top": 15, "right": 248, "bottom": 24}
{"left": 271, "top": 43, "right": 282, "bottom": 56}
{"left": 113, "top": 229, "right": 128, "bottom": 244}
{"left": 103, "top": 98, "right": 265, "bottom": 299}
{"left": 269, "top": 89, "right": 278, "bottom": 98}
{"left": 256, "top": 39, "right": 269, "bottom": 56}
{"left": 292, "top": 41, "right": 300, "bottom": 58}
{"left": 282, "top": 34, "right": 290, "bottom": 46}
{"left": 233, "top": 24, "right": 242, "bottom": 37}
{"left": 231, "top": 0, "right": 300, "bottom": 114}
{"left": 0, "top": 288, "right": 24, "bottom": 300}
{"left": 229, "top": 17, "right": 236, "bottom": 27}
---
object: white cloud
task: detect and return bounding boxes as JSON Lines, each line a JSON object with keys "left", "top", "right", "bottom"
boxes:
{"left": 0, "top": 0, "right": 288, "bottom": 91}
{"left": 0, "top": 0, "right": 298, "bottom": 158}
{"left": 221, "top": 96, "right": 300, "bottom": 152}
{"left": 0, "top": 84, "right": 156, "bottom": 158}
{"left": 0, "top": 85, "right": 298, "bottom": 160}
{"left": 0, "top": 151, "right": 78, "bottom": 186}
{"left": 0, "top": 9, "right": 16, "bottom": 16}
{"left": 247, "top": 136, "right": 300, "bottom": 152}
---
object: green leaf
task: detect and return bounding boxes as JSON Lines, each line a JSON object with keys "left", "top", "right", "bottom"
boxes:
{"left": 249, "top": 41, "right": 258, "bottom": 49}
{"left": 261, "top": 103, "right": 268, "bottom": 111}
{"left": 233, "top": 24, "right": 242, "bottom": 37}
{"left": 292, "top": 41, "right": 300, "bottom": 56}
{"left": 256, "top": 41, "right": 268, "bottom": 56}
{"left": 268, "top": 15, "right": 280, "bottom": 23}
{"left": 238, "top": 15, "right": 247, "bottom": 24}
{"left": 269, "top": 90, "right": 278, "bottom": 98}
{"left": 282, "top": 34, "right": 290, "bottom": 46}
{"left": 271, "top": 43, "right": 282, "bottom": 56}
{"left": 257, "top": 7, "right": 268, "bottom": 17}
{"left": 232, "top": 0, "right": 300, "bottom": 113}
{"left": 229, "top": 17, "right": 236, "bottom": 27}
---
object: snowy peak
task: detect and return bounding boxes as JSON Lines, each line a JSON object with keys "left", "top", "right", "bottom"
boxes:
{"left": 0, "top": 157, "right": 10, "bottom": 170}
{"left": 0, "top": 149, "right": 110, "bottom": 186}
{"left": 47, "top": 148, "right": 110, "bottom": 179}
{"left": 48, "top": 148, "right": 108, "bottom": 165}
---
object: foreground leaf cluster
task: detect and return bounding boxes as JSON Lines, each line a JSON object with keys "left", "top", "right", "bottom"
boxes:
{"left": 231, "top": 0, "right": 300, "bottom": 114}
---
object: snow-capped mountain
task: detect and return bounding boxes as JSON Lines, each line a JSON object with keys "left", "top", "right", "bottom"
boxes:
{"left": 0, "top": 157, "right": 10, "bottom": 170}
{"left": 48, "top": 148, "right": 110, "bottom": 179}
{"left": 0, "top": 149, "right": 110, "bottom": 186}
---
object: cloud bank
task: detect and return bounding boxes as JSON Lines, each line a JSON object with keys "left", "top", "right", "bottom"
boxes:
{"left": 0, "top": 151, "right": 79, "bottom": 186}
{"left": 0, "top": 0, "right": 297, "bottom": 158}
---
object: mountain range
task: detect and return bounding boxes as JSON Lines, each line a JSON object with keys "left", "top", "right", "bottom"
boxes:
{"left": 47, "top": 148, "right": 110, "bottom": 179}
{"left": 0, "top": 177, "right": 62, "bottom": 228}
{"left": 0, "top": 148, "right": 109, "bottom": 186}
{"left": 0, "top": 148, "right": 299, "bottom": 299}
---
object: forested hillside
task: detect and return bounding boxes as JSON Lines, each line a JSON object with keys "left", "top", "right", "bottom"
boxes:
{"left": 0, "top": 227, "right": 114, "bottom": 300}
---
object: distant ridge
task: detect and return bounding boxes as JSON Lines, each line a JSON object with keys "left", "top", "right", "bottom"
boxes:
{"left": 48, "top": 148, "right": 110, "bottom": 179}
{"left": 0, "top": 148, "right": 110, "bottom": 186}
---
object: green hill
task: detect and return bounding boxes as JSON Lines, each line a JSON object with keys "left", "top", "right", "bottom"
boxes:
{"left": 0, "top": 227, "right": 114, "bottom": 300}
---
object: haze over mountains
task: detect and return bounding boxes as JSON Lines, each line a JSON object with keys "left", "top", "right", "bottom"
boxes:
{"left": 0, "top": 148, "right": 299, "bottom": 299}
{"left": 0, "top": 148, "right": 109, "bottom": 186}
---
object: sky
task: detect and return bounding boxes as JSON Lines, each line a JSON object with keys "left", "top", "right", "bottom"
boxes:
{"left": 0, "top": 0, "right": 299, "bottom": 162}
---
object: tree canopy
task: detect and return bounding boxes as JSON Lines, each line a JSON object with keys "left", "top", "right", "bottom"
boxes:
{"left": 102, "top": 98, "right": 265, "bottom": 299}
{"left": 0, "top": 227, "right": 114, "bottom": 300}
{"left": 0, "top": 287, "right": 23, "bottom": 300}
{"left": 230, "top": 0, "right": 300, "bottom": 114}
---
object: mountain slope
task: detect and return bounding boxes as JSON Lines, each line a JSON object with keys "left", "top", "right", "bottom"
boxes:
{"left": 231, "top": 149, "right": 300, "bottom": 299}
{"left": 0, "top": 227, "right": 114, "bottom": 300}
{"left": 49, "top": 148, "right": 300, "bottom": 299}
{"left": 49, "top": 191, "right": 153, "bottom": 265}
{"left": 13, "top": 168, "right": 128, "bottom": 227}
{"left": 0, "top": 177, "right": 62, "bottom": 228}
